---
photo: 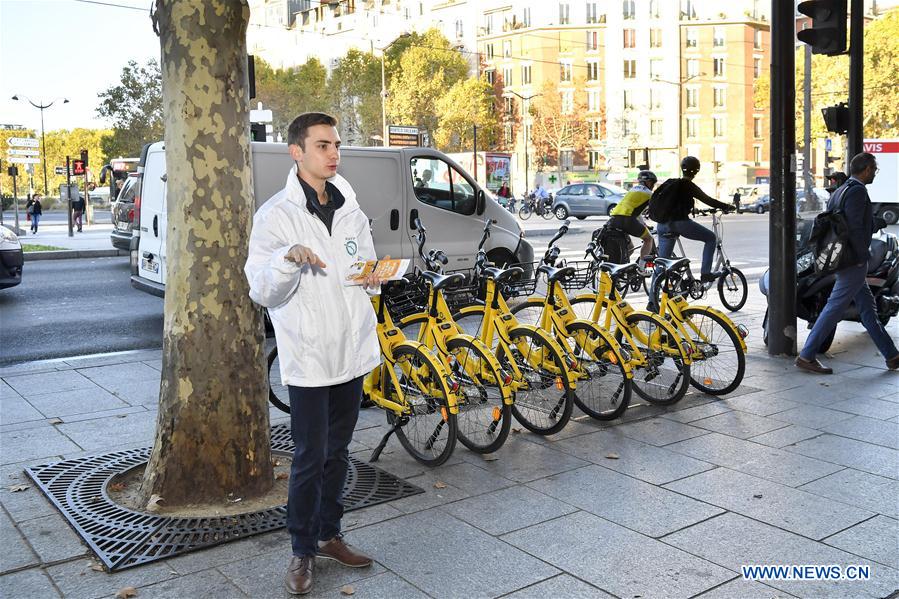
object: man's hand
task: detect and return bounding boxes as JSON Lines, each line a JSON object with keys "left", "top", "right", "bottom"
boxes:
{"left": 285, "top": 244, "right": 326, "bottom": 268}
{"left": 362, "top": 255, "right": 391, "bottom": 290}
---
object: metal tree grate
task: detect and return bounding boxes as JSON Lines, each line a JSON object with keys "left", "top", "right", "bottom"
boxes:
{"left": 24, "top": 424, "right": 422, "bottom": 571}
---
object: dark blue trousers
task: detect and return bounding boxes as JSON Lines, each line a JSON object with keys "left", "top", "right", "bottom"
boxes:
{"left": 287, "top": 376, "right": 363, "bottom": 557}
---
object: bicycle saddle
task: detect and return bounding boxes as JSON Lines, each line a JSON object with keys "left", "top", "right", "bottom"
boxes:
{"left": 652, "top": 256, "right": 690, "bottom": 271}
{"left": 599, "top": 262, "right": 638, "bottom": 278}
{"left": 420, "top": 271, "right": 466, "bottom": 291}
{"left": 483, "top": 265, "right": 524, "bottom": 283}
{"left": 537, "top": 264, "right": 575, "bottom": 282}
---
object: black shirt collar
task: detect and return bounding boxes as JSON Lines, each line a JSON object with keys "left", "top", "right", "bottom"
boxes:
{"left": 297, "top": 175, "right": 345, "bottom": 233}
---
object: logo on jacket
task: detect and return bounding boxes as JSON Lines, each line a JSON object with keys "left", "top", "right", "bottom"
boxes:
{"left": 345, "top": 239, "right": 358, "bottom": 256}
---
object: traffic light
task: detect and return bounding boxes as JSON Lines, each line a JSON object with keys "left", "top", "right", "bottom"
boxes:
{"left": 796, "top": 0, "right": 847, "bottom": 55}
{"left": 80, "top": 149, "right": 89, "bottom": 167}
{"left": 72, "top": 159, "right": 85, "bottom": 176}
{"left": 822, "top": 103, "right": 849, "bottom": 134}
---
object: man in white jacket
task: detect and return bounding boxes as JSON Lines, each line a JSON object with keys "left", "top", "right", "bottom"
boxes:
{"left": 245, "top": 113, "right": 385, "bottom": 595}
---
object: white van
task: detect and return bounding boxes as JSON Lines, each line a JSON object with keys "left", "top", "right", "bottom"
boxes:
{"left": 130, "top": 141, "right": 534, "bottom": 296}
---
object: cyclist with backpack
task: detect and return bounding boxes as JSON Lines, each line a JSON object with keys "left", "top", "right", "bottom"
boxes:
{"left": 606, "top": 170, "right": 658, "bottom": 265}
{"left": 648, "top": 156, "right": 734, "bottom": 283}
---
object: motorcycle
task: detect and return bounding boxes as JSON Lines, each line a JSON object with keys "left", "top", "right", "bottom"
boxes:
{"left": 759, "top": 215, "right": 899, "bottom": 352}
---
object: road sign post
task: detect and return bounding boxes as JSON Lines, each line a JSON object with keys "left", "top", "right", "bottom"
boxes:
{"left": 66, "top": 156, "right": 73, "bottom": 237}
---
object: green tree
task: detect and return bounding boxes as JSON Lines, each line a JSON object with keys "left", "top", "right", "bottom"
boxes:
{"left": 387, "top": 29, "right": 469, "bottom": 136}
{"left": 96, "top": 59, "right": 164, "bottom": 158}
{"left": 327, "top": 49, "right": 382, "bottom": 145}
{"left": 434, "top": 76, "right": 499, "bottom": 153}
{"left": 254, "top": 57, "right": 329, "bottom": 140}
{"left": 531, "top": 80, "right": 588, "bottom": 183}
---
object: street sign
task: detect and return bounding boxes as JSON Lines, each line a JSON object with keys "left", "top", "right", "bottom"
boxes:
{"left": 7, "top": 156, "right": 40, "bottom": 164}
{"left": 7, "top": 148, "right": 39, "bottom": 156}
{"left": 8, "top": 137, "right": 39, "bottom": 147}
{"left": 605, "top": 146, "right": 628, "bottom": 160}
{"left": 825, "top": 138, "right": 832, "bottom": 152}
{"left": 55, "top": 166, "right": 71, "bottom": 176}
{"left": 388, "top": 125, "right": 420, "bottom": 148}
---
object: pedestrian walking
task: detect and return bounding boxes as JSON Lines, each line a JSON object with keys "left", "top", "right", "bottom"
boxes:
{"left": 796, "top": 152, "right": 899, "bottom": 374}
{"left": 72, "top": 194, "right": 86, "bottom": 232}
{"left": 244, "top": 112, "right": 386, "bottom": 596}
{"left": 732, "top": 191, "right": 742, "bottom": 213}
{"left": 30, "top": 194, "right": 42, "bottom": 234}
{"left": 25, "top": 196, "right": 33, "bottom": 223}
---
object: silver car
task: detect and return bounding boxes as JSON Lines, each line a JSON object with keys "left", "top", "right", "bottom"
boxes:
{"left": 551, "top": 182, "right": 626, "bottom": 219}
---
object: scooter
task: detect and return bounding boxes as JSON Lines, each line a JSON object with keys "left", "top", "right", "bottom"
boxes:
{"left": 759, "top": 216, "right": 899, "bottom": 351}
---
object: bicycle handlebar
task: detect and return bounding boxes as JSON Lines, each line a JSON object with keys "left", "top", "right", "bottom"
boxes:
{"left": 477, "top": 218, "right": 491, "bottom": 251}
{"left": 413, "top": 216, "right": 448, "bottom": 272}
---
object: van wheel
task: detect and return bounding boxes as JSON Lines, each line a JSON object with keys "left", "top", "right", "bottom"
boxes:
{"left": 606, "top": 204, "right": 617, "bottom": 216}
{"left": 554, "top": 206, "right": 569, "bottom": 220}
{"left": 576, "top": 216, "right": 587, "bottom": 220}
{"left": 757, "top": 205, "right": 765, "bottom": 214}
{"left": 880, "top": 207, "right": 898, "bottom": 225}
{"left": 487, "top": 249, "right": 515, "bottom": 268}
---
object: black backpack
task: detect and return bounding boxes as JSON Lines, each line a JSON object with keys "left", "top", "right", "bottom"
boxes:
{"left": 809, "top": 182, "right": 856, "bottom": 274}
{"left": 647, "top": 178, "right": 680, "bottom": 223}
{"left": 591, "top": 224, "right": 629, "bottom": 264}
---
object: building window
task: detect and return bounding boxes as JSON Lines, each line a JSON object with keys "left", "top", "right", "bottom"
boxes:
{"left": 650, "top": 59, "right": 663, "bottom": 79}
{"left": 623, "top": 29, "right": 636, "bottom": 48}
{"left": 589, "top": 119, "right": 601, "bottom": 140}
{"left": 504, "top": 124, "right": 514, "bottom": 146}
{"left": 455, "top": 19, "right": 463, "bottom": 39}
{"left": 522, "top": 6, "right": 531, "bottom": 27}
{"left": 686, "top": 87, "right": 698, "bottom": 108}
{"left": 503, "top": 40, "right": 511, "bottom": 57}
{"left": 754, "top": 145, "right": 762, "bottom": 164}
{"left": 753, "top": 57, "right": 762, "bottom": 78}
{"left": 713, "top": 57, "right": 725, "bottom": 77}
{"left": 686, "top": 117, "right": 698, "bottom": 138}
{"left": 622, "top": 119, "right": 634, "bottom": 136}
{"left": 503, "top": 68, "right": 513, "bottom": 86}
{"left": 713, "top": 116, "right": 725, "bottom": 137}
{"left": 586, "top": 2, "right": 599, "bottom": 23}
{"left": 586, "top": 30, "right": 600, "bottom": 51}
{"left": 588, "top": 90, "right": 601, "bottom": 111}
{"left": 560, "top": 61, "right": 572, "bottom": 82}
{"left": 503, "top": 96, "right": 514, "bottom": 117}
{"left": 686, "top": 58, "right": 699, "bottom": 77}
{"left": 485, "top": 70, "right": 495, "bottom": 85}
{"left": 561, "top": 90, "right": 574, "bottom": 113}
{"left": 589, "top": 150, "right": 602, "bottom": 170}
{"left": 713, "top": 27, "right": 725, "bottom": 47}
{"left": 681, "top": 0, "right": 697, "bottom": 20}
{"left": 650, "top": 28, "right": 663, "bottom": 48}
{"left": 485, "top": 14, "right": 493, "bottom": 35}
{"left": 713, "top": 87, "right": 726, "bottom": 108}
{"left": 560, "top": 150, "right": 574, "bottom": 169}
{"left": 587, "top": 60, "right": 599, "bottom": 81}
{"left": 650, "top": 119, "right": 663, "bottom": 136}
{"left": 649, "top": 0, "right": 660, "bottom": 18}
{"left": 754, "top": 29, "right": 762, "bottom": 49}
{"left": 623, "top": 0, "right": 635, "bottom": 20}
{"left": 623, "top": 89, "right": 634, "bottom": 110}
{"left": 753, "top": 116, "right": 762, "bottom": 138}
{"left": 649, "top": 88, "right": 661, "bottom": 109}
{"left": 521, "top": 64, "right": 532, "bottom": 85}
{"left": 685, "top": 28, "right": 697, "bottom": 48}
{"left": 486, "top": 43, "right": 494, "bottom": 59}
{"left": 623, "top": 59, "right": 636, "bottom": 79}
{"left": 559, "top": 2, "right": 570, "bottom": 25}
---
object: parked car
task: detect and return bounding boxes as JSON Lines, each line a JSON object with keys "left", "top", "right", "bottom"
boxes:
{"left": 551, "top": 182, "right": 626, "bottom": 219}
{"left": 745, "top": 188, "right": 825, "bottom": 214}
{"left": 110, "top": 173, "right": 141, "bottom": 251}
{"left": 745, "top": 193, "right": 772, "bottom": 213}
{"left": 0, "top": 225, "right": 24, "bottom": 289}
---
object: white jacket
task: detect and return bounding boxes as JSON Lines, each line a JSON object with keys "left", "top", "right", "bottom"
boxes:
{"left": 245, "top": 168, "right": 381, "bottom": 387}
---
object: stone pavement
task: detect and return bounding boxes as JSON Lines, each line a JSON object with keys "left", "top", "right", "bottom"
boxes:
{"left": 1, "top": 290, "right": 898, "bottom": 598}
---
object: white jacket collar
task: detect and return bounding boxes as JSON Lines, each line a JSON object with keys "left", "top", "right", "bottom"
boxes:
{"left": 284, "top": 165, "right": 360, "bottom": 214}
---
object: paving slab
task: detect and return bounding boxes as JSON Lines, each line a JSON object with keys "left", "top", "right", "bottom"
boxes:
{"left": 690, "top": 410, "right": 791, "bottom": 439}
{"left": 16, "top": 511, "right": 88, "bottom": 563}
{"left": 55, "top": 410, "right": 158, "bottom": 453}
{"left": 661, "top": 402, "right": 733, "bottom": 423}
{"left": 0, "top": 567, "right": 61, "bottom": 598}
{"left": 828, "top": 396, "right": 899, "bottom": 420}
{"left": 821, "top": 415, "right": 899, "bottom": 450}
{"left": 720, "top": 392, "right": 802, "bottom": 417}
{"left": 787, "top": 434, "right": 899, "bottom": 480}
{"left": 748, "top": 425, "right": 823, "bottom": 449}
{"left": 501, "top": 510, "right": 733, "bottom": 599}
{"left": 611, "top": 417, "right": 709, "bottom": 446}
{"left": 0, "top": 389, "right": 45, "bottom": 425}
{"left": 3, "top": 370, "right": 97, "bottom": 398}
{"left": 663, "top": 512, "right": 899, "bottom": 599}
{"left": 386, "top": 470, "right": 471, "bottom": 514}
{"left": 47, "top": 557, "right": 196, "bottom": 599}
{"left": 0, "top": 508, "right": 39, "bottom": 574}
{"left": 344, "top": 508, "right": 559, "bottom": 599}
{"left": 824, "top": 515, "right": 899, "bottom": 569}
{"left": 774, "top": 381, "right": 864, "bottom": 407}
{"left": 96, "top": 379, "right": 161, "bottom": 407}
{"left": 337, "top": 571, "right": 430, "bottom": 598}
{"left": 424, "top": 460, "right": 516, "bottom": 495}
{"left": 768, "top": 405, "right": 857, "bottom": 430}
{"left": 455, "top": 436, "right": 589, "bottom": 484}
{"left": 695, "top": 577, "right": 795, "bottom": 598}
{"left": 132, "top": 567, "right": 247, "bottom": 598}
{"left": 154, "top": 528, "right": 287, "bottom": 576}
{"left": 77, "top": 362, "right": 162, "bottom": 387}
{"left": 441, "top": 485, "right": 577, "bottom": 536}
{"left": 22, "top": 385, "right": 133, "bottom": 419}
{"left": 343, "top": 502, "right": 406, "bottom": 533}
{"left": 664, "top": 467, "right": 873, "bottom": 540}
{"left": 0, "top": 425, "right": 82, "bottom": 464}
{"left": 552, "top": 429, "right": 716, "bottom": 485}
{"left": 666, "top": 431, "right": 844, "bottom": 488}
{"left": 0, "top": 463, "right": 59, "bottom": 523}
{"left": 798, "top": 468, "right": 898, "bottom": 518}
{"left": 503, "top": 573, "right": 614, "bottom": 598}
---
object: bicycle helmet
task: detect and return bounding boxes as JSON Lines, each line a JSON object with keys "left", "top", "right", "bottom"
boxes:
{"left": 680, "top": 156, "right": 701, "bottom": 176}
{"left": 637, "top": 170, "right": 657, "bottom": 186}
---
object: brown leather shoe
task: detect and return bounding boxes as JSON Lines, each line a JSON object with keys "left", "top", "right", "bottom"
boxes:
{"left": 887, "top": 354, "right": 899, "bottom": 370}
{"left": 795, "top": 356, "right": 833, "bottom": 374}
{"left": 285, "top": 555, "right": 314, "bottom": 595}
{"left": 317, "top": 535, "right": 373, "bottom": 568}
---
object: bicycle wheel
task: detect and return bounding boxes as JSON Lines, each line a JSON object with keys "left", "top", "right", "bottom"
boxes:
{"left": 717, "top": 268, "right": 748, "bottom": 312}
{"left": 497, "top": 327, "right": 574, "bottom": 435}
{"left": 445, "top": 337, "right": 511, "bottom": 453}
{"left": 509, "top": 298, "right": 544, "bottom": 329}
{"left": 267, "top": 346, "right": 291, "bottom": 413}
{"left": 564, "top": 321, "right": 631, "bottom": 421}
{"left": 615, "top": 313, "right": 690, "bottom": 405}
{"left": 568, "top": 296, "right": 601, "bottom": 322}
{"left": 680, "top": 307, "right": 745, "bottom": 395}
{"left": 519, "top": 206, "right": 532, "bottom": 220}
{"left": 541, "top": 207, "right": 554, "bottom": 220}
{"left": 651, "top": 269, "right": 691, "bottom": 308}
{"left": 451, "top": 306, "right": 490, "bottom": 343}
{"left": 389, "top": 344, "right": 458, "bottom": 466}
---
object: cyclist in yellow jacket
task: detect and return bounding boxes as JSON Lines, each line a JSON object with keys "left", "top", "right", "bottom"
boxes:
{"left": 608, "top": 170, "right": 657, "bottom": 264}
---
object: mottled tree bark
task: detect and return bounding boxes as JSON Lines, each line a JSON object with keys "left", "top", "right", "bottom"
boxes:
{"left": 140, "top": 0, "right": 272, "bottom": 507}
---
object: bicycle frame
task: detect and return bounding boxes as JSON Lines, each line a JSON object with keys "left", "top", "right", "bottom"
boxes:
{"left": 667, "top": 211, "right": 735, "bottom": 285}
{"left": 654, "top": 289, "right": 748, "bottom": 354}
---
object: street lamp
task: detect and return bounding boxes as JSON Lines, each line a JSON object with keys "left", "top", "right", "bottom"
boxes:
{"left": 11, "top": 95, "right": 69, "bottom": 195}
{"left": 649, "top": 73, "right": 702, "bottom": 168}
{"left": 508, "top": 91, "right": 541, "bottom": 195}
{"left": 376, "top": 34, "right": 411, "bottom": 147}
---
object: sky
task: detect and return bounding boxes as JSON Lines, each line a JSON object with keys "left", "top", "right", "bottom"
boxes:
{"left": 0, "top": 0, "right": 160, "bottom": 133}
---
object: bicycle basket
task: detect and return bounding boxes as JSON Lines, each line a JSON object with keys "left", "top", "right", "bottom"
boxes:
{"left": 504, "top": 261, "right": 544, "bottom": 298}
{"left": 383, "top": 276, "right": 428, "bottom": 321}
{"left": 560, "top": 261, "right": 599, "bottom": 292}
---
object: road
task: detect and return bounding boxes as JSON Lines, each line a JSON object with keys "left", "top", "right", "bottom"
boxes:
{"left": 0, "top": 256, "right": 163, "bottom": 366}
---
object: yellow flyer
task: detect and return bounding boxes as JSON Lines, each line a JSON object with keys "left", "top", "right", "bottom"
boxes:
{"left": 344, "top": 258, "right": 410, "bottom": 286}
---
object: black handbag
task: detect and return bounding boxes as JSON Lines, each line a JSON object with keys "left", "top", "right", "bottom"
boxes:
{"left": 809, "top": 183, "right": 855, "bottom": 274}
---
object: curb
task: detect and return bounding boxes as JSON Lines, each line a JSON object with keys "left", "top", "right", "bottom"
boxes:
{"left": 25, "top": 249, "right": 129, "bottom": 261}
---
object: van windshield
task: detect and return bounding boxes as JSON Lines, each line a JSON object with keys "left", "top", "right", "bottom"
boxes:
{"left": 411, "top": 157, "right": 476, "bottom": 215}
